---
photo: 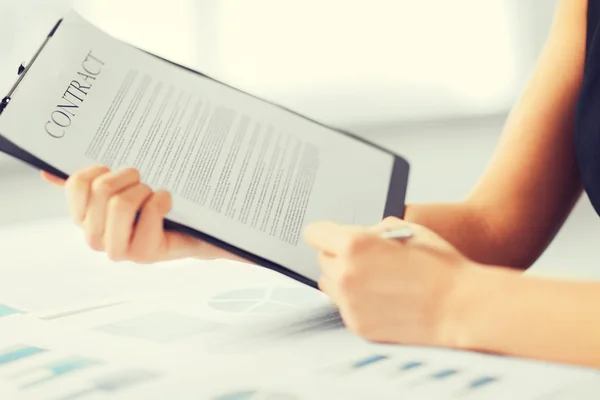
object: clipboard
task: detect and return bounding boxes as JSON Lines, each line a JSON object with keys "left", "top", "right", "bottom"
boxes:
{"left": 0, "top": 16, "right": 410, "bottom": 289}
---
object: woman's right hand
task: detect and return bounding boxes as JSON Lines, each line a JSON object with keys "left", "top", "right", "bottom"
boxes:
{"left": 42, "top": 165, "right": 244, "bottom": 264}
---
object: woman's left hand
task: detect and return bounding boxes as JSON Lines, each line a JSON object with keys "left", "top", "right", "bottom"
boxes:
{"left": 303, "top": 216, "right": 478, "bottom": 348}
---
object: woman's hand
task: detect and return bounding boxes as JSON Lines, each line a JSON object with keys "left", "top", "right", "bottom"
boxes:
{"left": 41, "top": 166, "right": 244, "bottom": 263}
{"left": 303, "top": 216, "right": 479, "bottom": 348}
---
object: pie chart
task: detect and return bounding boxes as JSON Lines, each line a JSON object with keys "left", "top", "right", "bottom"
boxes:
{"left": 214, "top": 390, "right": 298, "bottom": 400}
{"left": 208, "top": 286, "right": 325, "bottom": 314}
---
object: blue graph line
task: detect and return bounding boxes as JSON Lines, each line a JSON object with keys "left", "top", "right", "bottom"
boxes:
{"left": 0, "top": 346, "right": 45, "bottom": 367}
{"left": 431, "top": 369, "right": 459, "bottom": 380}
{"left": 400, "top": 361, "right": 423, "bottom": 371}
{"left": 20, "top": 357, "right": 100, "bottom": 389}
{"left": 469, "top": 376, "right": 498, "bottom": 390}
{"left": 353, "top": 355, "right": 388, "bottom": 369}
{"left": 0, "top": 305, "right": 21, "bottom": 317}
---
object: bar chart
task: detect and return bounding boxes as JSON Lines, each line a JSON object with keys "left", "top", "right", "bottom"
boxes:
{"left": 327, "top": 353, "right": 502, "bottom": 397}
{"left": 0, "top": 341, "right": 162, "bottom": 399}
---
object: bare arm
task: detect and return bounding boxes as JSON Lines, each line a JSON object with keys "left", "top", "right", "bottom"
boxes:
{"left": 405, "top": 0, "right": 587, "bottom": 268}
{"left": 449, "top": 263, "right": 600, "bottom": 368}
{"left": 304, "top": 210, "right": 600, "bottom": 369}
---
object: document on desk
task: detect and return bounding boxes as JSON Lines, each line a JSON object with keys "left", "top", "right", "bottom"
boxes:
{"left": 0, "top": 234, "right": 597, "bottom": 400}
{"left": 1, "top": 305, "right": 600, "bottom": 400}
{"left": 0, "top": 219, "right": 301, "bottom": 314}
{"left": 1, "top": 224, "right": 599, "bottom": 399}
{"left": 0, "top": 9, "right": 409, "bottom": 286}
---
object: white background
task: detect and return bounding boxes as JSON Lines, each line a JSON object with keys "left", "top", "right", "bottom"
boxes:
{"left": 2, "top": 0, "right": 600, "bottom": 279}
{"left": 0, "top": 0, "right": 558, "bottom": 126}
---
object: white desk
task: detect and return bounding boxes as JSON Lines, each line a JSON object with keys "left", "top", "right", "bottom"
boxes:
{"left": 1, "top": 219, "right": 600, "bottom": 400}
{"left": 0, "top": 218, "right": 306, "bottom": 314}
{"left": 1, "top": 212, "right": 599, "bottom": 317}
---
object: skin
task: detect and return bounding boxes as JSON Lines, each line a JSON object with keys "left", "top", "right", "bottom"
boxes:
{"left": 402, "top": 0, "right": 587, "bottom": 270}
{"left": 42, "top": 166, "right": 247, "bottom": 263}
{"left": 42, "top": 0, "right": 600, "bottom": 368}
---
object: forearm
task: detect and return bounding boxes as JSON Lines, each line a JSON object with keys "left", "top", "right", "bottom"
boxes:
{"left": 449, "top": 265, "right": 600, "bottom": 368}
{"left": 404, "top": 203, "right": 523, "bottom": 268}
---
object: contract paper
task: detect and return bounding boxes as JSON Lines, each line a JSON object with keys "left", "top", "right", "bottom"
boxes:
{"left": 0, "top": 10, "right": 397, "bottom": 282}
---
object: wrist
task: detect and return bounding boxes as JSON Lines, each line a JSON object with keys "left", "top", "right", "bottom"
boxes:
{"left": 439, "top": 261, "right": 520, "bottom": 351}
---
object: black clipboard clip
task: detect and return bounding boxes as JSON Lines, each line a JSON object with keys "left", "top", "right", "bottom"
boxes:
{"left": 0, "top": 19, "right": 63, "bottom": 116}
{"left": 0, "top": 17, "right": 69, "bottom": 181}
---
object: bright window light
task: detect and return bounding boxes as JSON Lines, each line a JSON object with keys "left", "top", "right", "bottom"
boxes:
{"left": 1, "top": 1, "right": 533, "bottom": 129}
{"left": 73, "top": 0, "right": 201, "bottom": 69}
{"left": 211, "top": 1, "right": 523, "bottom": 126}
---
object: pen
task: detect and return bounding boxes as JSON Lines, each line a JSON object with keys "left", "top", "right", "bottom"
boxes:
{"left": 380, "top": 226, "right": 414, "bottom": 240}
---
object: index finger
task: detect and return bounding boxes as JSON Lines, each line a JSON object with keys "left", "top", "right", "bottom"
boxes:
{"left": 303, "top": 221, "right": 364, "bottom": 255}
